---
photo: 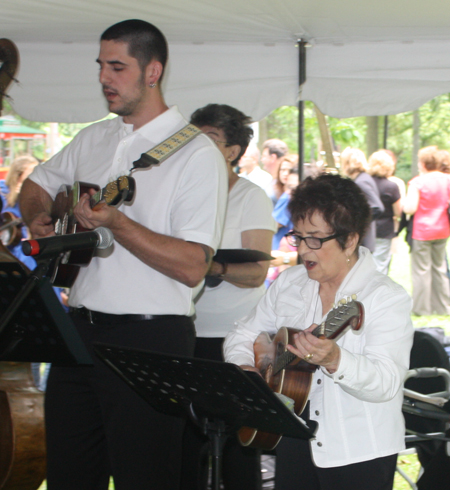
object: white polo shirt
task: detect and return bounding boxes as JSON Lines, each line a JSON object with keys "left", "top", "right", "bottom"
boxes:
{"left": 30, "top": 106, "right": 228, "bottom": 315}
{"left": 194, "top": 177, "right": 276, "bottom": 337}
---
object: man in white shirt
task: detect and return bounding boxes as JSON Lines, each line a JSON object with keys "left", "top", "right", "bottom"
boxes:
{"left": 19, "top": 19, "right": 227, "bottom": 490}
{"left": 261, "top": 138, "right": 289, "bottom": 205}
{"left": 239, "top": 144, "right": 272, "bottom": 193}
{"left": 261, "top": 138, "right": 289, "bottom": 178}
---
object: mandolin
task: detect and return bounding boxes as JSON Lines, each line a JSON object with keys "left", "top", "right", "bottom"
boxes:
{"left": 238, "top": 298, "right": 364, "bottom": 450}
{"left": 49, "top": 176, "right": 135, "bottom": 287}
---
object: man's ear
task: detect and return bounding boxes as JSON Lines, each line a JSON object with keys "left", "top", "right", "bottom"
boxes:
{"left": 146, "top": 60, "right": 163, "bottom": 86}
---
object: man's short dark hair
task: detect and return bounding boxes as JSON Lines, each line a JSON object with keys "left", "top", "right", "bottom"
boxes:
{"left": 101, "top": 19, "right": 168, "bottom": 81}
{"left": 190, "top": 104, "right": 253, "bottom": 166}
{"left": 263, "top": 139, "right": 288, "bottom": 159}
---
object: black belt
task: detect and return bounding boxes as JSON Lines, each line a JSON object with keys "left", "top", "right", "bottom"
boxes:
{"left": 69, "top": 307, "right": 166, "bottom": 325}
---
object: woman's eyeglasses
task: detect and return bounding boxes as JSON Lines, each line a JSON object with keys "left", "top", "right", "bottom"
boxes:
{"left": 284, "top": 231, "right": 342, "bottom": 250}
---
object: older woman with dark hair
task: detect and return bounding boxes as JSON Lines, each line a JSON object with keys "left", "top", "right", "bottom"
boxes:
{"left": 182, "top": 104, "right": 276, "bottom": 490}
{"left": 224, "top": 173, "right": 413, "bottom": 490}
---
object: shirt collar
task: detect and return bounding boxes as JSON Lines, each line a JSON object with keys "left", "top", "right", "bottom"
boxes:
{"left": 118, "top": 106, "right": 186, "bottom": 145}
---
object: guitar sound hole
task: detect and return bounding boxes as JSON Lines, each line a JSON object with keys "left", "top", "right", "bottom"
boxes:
{"left": 276, "top": 342, "right": 285, "bottom": 356}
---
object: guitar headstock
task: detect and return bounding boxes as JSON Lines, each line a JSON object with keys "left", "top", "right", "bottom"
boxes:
{"left": 313, "top": 298, "right": 364, "bottom": 341}
{"left": 96, "top": 176, "right": 136, "bottom": 207}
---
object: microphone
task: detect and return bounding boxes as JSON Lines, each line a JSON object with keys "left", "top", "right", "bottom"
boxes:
{"left": 22, "top": 227, "right": 114, "bottom": 258}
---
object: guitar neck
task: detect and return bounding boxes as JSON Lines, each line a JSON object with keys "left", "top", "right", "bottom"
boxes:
{"left": 274, "top": 350, "right": 298, "bottom": 375}
{"left": 90, "top": 188, "right": 103, "bottom": 208}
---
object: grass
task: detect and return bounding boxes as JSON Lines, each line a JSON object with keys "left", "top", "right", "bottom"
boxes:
{"left": 37, "top": 231, "right": 448, "bottom": 489}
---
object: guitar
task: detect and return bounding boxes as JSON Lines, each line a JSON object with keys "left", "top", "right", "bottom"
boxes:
{"left": 238, "top": 298, "right": 364, "bottom": 450}
{"left": 49, "top": 176, "right": 135, "bottom": 287}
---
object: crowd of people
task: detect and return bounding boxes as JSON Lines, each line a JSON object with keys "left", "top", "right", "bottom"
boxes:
{"left": 1, "top": 16, "right": 447, "bottom": 490}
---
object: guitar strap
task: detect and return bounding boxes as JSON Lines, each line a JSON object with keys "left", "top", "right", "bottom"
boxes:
{"left": 131, "top": 124, "right": 203, "bottom": 170}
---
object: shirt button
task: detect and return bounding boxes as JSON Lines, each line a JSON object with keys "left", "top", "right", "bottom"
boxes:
{"left": 338, "top": 375, "right": 344, "bottom": 380}
{"left": 315, "top": 410, "right": 320, "bottom": 416}
{"left": 317, "top": 442, "right": 322, "bottom": 447}
{"left": 317, "top": 379, "right": 322, "bottom": 384}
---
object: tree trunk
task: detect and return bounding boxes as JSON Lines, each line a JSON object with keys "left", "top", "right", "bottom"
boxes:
{"left": 412, "top": 110, "right": 420, "bottom": 178}
{"left": 258, "top": 119, "right": 268, "bottom": 152}
{"left": 365, "top": 116, "right": 379, "bottom": 157}
{"left": 314, "top": 104, "right": 335, "bottom": 168}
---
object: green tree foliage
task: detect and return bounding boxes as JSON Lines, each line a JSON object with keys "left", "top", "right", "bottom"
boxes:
{"left": 264, "top": 93, "right": 450, "bottom": 183}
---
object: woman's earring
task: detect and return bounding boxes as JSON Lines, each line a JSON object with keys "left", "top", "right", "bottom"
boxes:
{"left": 149, "top": 83, "right": 156, "bottom": 88}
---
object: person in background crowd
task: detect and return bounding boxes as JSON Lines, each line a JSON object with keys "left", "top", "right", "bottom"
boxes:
{"left": 273, "top": 154, "right": 298, "bottom": 201}
{"left": 340, "top": 147, "right": 384, "bottom": 253}
{"left": 403, "top": 146, "right": 450, "bottom": 316}
{"left": 383, "top": 149, "right": 406, "bottom": 200}
{"left": 181, "top": 103, "right": 276, "bottom": 490}
{"left": 267, "top": 168, "right": 300, "bottom": 286}
{"left": 381, "top": 150, "right": 406, "bottom": 255}
{"left": 437, "top": 149, "right": 450, "bottom": 174}
{"left": 224, "top": 173, "right": 413, "bottom": 490}
{"left": 272, "top": 166, "right": 299, "bottom": 251}
{"left": 367, "top": 150, "right": 402, "bottom": 274}
{"left": 239, "top": 144, "right": 272, "bottom": 192}
{"left": 261, "top": 138, "right": 289, "bottom": 205}
{"left": 19, "top": 19, "right": 227, "bottom": 490}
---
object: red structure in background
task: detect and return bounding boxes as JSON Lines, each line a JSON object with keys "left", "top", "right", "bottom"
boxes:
{"left": 0, "top": 115, "right": 46, "bottom": 177}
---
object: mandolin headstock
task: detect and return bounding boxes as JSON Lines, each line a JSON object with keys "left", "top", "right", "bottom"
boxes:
{"left": 313, "top": 298, "right": 364, "bottom": 341}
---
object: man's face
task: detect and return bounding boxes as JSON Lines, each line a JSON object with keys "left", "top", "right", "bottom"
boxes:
{"left": 97, "top": 40, "right": 146, "bottom": 119}
{"left": 261, "top": 148, "right": 277, "bottom": 175}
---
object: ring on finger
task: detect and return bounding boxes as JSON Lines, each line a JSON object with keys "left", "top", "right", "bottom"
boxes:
{"left": 304, "top": 353, "right": 314, "bottom": 361}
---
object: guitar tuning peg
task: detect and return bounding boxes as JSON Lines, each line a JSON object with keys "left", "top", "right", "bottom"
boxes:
{"left": 339, "top": 298, "right": 347, "bottom": 305}
{"left": 332, "top": 303, "right": 336, "bottom": 309}
{"left": 351, "top": 294, "right": 357, "bottom": 301}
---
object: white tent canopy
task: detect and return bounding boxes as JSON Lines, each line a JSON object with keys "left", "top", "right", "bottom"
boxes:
{"left": 3, "top": 0, "right": 450, "bottom": 122}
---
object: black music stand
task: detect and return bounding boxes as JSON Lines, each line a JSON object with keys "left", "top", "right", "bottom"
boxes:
{"left": 94, "top": 343, "right": 317, "bottom": 490}
{"left": 0, "top": 259, "right": 91, "bottom": 364}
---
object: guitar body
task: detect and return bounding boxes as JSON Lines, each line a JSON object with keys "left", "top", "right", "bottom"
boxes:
{"left": 49, "top": 177, "right": 135, "bottom": 288}
{"left": 238, "top": 299, "right": 364, "bottom": 450}
{"left": 50, "top": 182, "right": 99, "bottom": 287}
{"left": 238, "top": 328, "right": 316, "bottom": 450}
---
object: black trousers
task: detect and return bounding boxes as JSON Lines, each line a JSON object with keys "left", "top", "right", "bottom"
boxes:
{"left": 45, "top": 313, "right": 195, "bottom": 490}
{"left": 275, "top": 436, "right": 397, "bottom": 490}
{"left": 181, "top": 337, "right": 262, "bottom": 490}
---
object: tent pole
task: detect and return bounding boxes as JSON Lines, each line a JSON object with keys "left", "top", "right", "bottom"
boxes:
{"left": 298, "top": 40, "right": 307, "bottom": 181}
